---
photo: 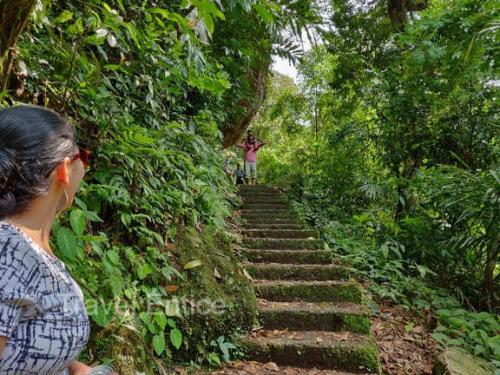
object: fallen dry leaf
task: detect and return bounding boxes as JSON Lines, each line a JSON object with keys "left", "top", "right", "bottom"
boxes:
{"left": 165, "top": 284, "right": 179, "bottom": 293}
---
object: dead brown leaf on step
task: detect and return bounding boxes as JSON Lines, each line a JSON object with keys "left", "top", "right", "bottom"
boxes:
{"left": 165, "top": 284, "right": 179, "bottom": 293}
{"left": 263, "top": 362, "right": 279, "bottom": 372}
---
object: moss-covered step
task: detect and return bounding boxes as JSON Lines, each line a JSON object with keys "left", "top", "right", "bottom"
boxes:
{"left": 242, "top": 330, "right": 381, "bottom": 373}
{"left": 243, "top": 238, "right": 323, "bottom": 250}
{"left": 244, "top": 263, "right": 351, "bottom": 281}
{"left": 241, "top": 194, "right": 284, "bottom": 203}
{"left": 243, "top": 223, "right": 306, "bottom": 230}
{"left": 244, "top": 218, "right": 303, "bottom": 225}
{"left": 243, "top": 203, "right": 289, "bottom": 210}
{"left": 257, "top": 300, "right": 371, "bottom": 334}
{"left": 254, "top": 280, "right": 365, "bottom": 303}
{"left": 242, "top": 210, "right": 293, "bottom": 216}
{"left": 243, "top": 229, "right": 319, "bottom": 239}
{"left": 241, "top": 196, "right": 284, "bottom": 201}
{"left": 242, "top": 197, "right": 287, "bottom": 204}
{"left": 239, "top": 187, "right": 279, "bottom": 193}
{"left": 240, "top": 191, "right": 281, "bottom": 197}
{"left": 243, "top": 249, "right": 333, "bottom": 264}
{"left": 242, "top": 215, "right": 300, "bottom": 222}
{"left": 241, "top": 209, "right": 295, "bottom": 217}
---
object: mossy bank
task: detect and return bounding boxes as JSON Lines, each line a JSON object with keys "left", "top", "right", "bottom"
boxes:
{"left": 86, "top": 224, "right": 257, "bottom": 374}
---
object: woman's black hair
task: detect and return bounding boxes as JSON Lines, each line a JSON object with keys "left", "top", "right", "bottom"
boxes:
{"left": 0, "top": 105, "right": 76, "bottom": 219}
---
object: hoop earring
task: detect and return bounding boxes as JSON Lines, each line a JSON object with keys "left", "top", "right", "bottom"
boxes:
{"left": 56, "top": 191, "right": 69, "bottom": 215}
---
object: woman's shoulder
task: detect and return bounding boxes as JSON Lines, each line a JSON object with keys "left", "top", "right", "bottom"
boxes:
{"left": 0, "top": 222, "right": 44, "bottom": 275}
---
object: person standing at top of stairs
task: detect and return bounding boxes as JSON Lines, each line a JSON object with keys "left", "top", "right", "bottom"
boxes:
{"left": 236, "top": 130, "right": 266, "bottom": 185}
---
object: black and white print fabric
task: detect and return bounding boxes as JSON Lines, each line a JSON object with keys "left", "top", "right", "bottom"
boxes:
{"left": 0, "top": 222, "right": 90, "bottom": 375}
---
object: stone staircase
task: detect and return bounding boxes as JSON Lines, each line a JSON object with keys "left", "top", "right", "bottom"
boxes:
{"left": 239, "top": 185, "right": 381, "bottom": 374}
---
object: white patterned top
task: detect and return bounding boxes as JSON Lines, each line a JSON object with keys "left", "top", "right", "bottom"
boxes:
{"left": 0, "top": 222, "right": 90, "bottom": 375}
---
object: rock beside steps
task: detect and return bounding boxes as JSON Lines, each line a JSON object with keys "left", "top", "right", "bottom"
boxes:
{"left": 238, "top": 185, "right": 381, "bottom": 374}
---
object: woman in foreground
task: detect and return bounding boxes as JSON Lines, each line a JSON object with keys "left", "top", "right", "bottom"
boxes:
{"left": 0, "top": 106, "right": 112, "bottom": 375}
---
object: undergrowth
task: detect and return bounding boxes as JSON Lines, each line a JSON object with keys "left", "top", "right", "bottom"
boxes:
{"left": 290, "top": 199, "right": 500, "bottom": 370}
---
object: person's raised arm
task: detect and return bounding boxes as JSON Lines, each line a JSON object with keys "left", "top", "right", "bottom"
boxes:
{"left": 236, "top": 142, "right": 247, "bottom": 150}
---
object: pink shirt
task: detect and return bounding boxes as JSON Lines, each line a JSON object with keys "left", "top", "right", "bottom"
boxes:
{"left": 237, "top": 142, "right": 263, "bottom": 162}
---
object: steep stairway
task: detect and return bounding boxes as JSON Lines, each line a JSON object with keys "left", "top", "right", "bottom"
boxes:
{"left": 239, "top": 185, "right": 381, "bottom": 374}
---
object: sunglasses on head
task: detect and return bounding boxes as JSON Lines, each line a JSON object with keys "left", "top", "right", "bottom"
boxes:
{"left": 71, "top": 149, "right": 91, "bottom": 168}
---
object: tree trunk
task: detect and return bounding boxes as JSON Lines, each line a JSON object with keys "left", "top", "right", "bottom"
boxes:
{"left": 222, "top": 65, "right": 268, "bottom": 148}
{"left": 0, "top": 0, "right": 36, "bottom": 91}
{"left": 394, "top": 156, "right": 421, "bottom": 222}
{"left": 388, "top": 0, "right": 409, "bottom": 31}
{"left": 388, "top": 0, "right": 428, "bottom": 31}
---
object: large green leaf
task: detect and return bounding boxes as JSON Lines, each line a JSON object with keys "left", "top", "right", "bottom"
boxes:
{"left": 70, "top": 209, "right": 86, "bottom": 238}
{"left": 170, "top": 328, "right": 182, "bottom": 350}
{"left": 153, "top": 334, "right": 166, "bottom": 355}
{"left": 56, "top": 227, "right": 81, "bottom": 261}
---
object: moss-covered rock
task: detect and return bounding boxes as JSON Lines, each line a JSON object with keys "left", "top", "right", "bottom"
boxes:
{"left": 174, "top": 226, "right": 257, "bottom": 363}
{"left": 433, "top": 348, "right": 494, "bottom": 375}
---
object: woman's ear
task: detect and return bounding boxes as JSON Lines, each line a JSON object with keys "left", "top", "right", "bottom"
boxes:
{"left": 56, "top": 157, "right": 71, "bottom": 186}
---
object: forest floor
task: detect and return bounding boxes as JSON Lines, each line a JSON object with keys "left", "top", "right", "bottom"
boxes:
{"left": 371, "top": 299, "right": 438, "bottom": 375}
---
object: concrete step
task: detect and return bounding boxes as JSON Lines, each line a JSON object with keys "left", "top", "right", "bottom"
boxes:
{"left": 244, "top": 218, "right": 303, "bottom": 226}
{"left": 239, "top": 189, "right": 280, "bottom": 195}
{"left": 208, "top": 363, "right": 374, "bottom": 375}
{"left": 243, "top": 203, "right": 289, "bottom": 210}
{"left": 243, "top": 249, "right": 333, "bottom": 264}
{"left": 243, "top": 228, "right": 319, "bottom": 239}
{"left": 242, "top": 330, "right": 380, "bottom": 373}
{"left": 254, "top": 280, "right": 365, "bottom": 303}
{"left": 243, "top": 223, "right": 306, "bottom": 230}
{"left": 243, "top": 238, "right": 323, "bottom": 250}
{"left": 242, "top": 197, "right": 287, "bottom": 204}
{"left": 243, "top": 263, "right": 351, "bottom": 281}
{"left": 241, "top": 209, "right": 296, "bottom": 217}
{"left": 240, "top": 192, "right": 285, "bottom": 201}
{"left": 257, "top": 300, "right": 371, "bottom": 334}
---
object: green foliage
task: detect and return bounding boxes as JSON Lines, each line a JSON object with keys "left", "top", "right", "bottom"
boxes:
{"left": 433, "top": 309, "right": 500, "bottom": 364}
{"left": 209, "top": 336, "right": 239, "bottom": 364}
